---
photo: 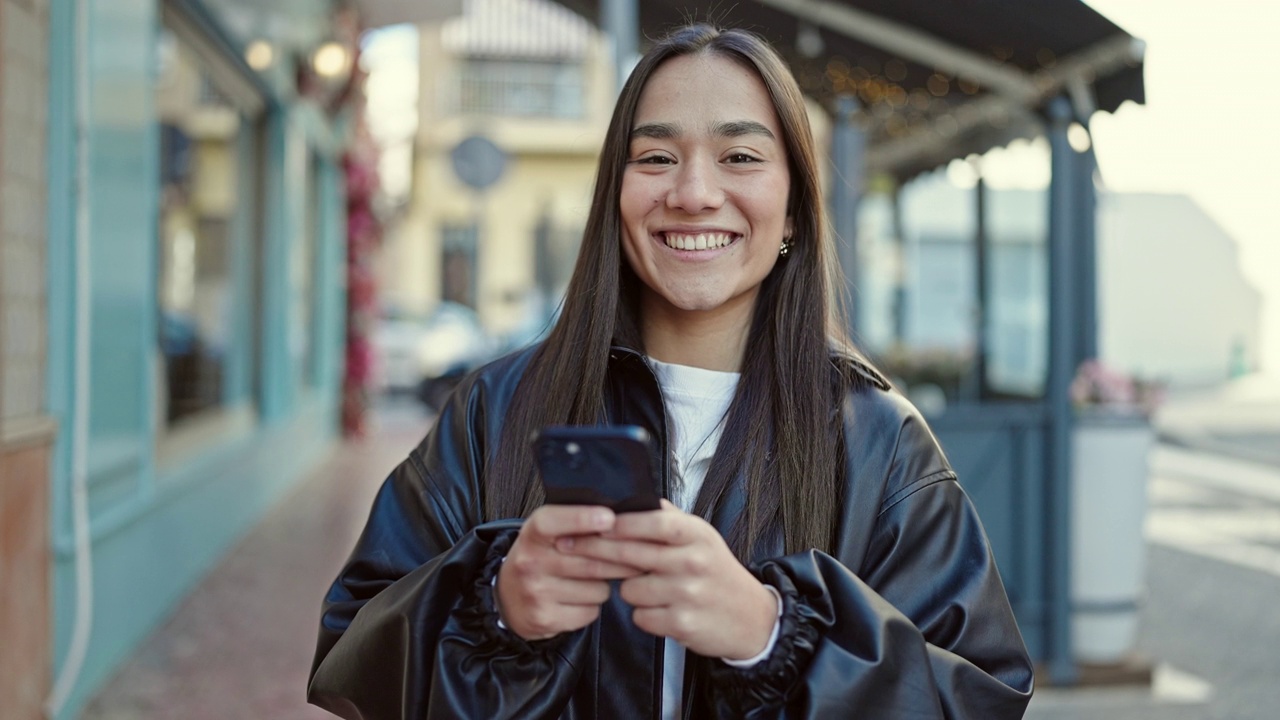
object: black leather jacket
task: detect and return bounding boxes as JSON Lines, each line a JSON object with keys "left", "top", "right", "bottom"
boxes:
{"left": 308, "top": 345, "right": 1034, "bottom": 719}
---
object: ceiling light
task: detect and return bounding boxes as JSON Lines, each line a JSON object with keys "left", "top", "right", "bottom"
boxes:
{"left": 312, "top": 41, "right": 349, "bottom": 79}
{"left": 245, "top": 40, "right": 274, "bottom": 71}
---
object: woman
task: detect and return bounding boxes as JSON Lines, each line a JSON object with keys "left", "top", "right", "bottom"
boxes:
{"left": 309, "top": 25, "right": 1033, "bottom": 719}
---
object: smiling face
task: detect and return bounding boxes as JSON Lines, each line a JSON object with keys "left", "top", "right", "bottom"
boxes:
{"left": 619, "top": 52, "right": 792, "bottom": 327}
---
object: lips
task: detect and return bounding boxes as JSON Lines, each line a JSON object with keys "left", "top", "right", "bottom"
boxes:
{"left": 660, "top": 231, "right": 737, "bottom": 251}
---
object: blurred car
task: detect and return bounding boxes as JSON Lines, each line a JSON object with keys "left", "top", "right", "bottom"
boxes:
{"left": 372, "top": 302, "right": 497, "bottom": 409}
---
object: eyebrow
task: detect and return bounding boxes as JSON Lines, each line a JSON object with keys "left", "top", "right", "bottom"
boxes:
{"left": 712, "top": 120, "right": 775, "bottom": 139}
{"left": 629, "top": 120, "right": 775, "bottom": 141}
{"left": 630, "top": 122, "right": 679, "bottom": 140}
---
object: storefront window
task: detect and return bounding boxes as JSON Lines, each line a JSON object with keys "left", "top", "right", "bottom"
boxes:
{"left": 981, "top": 137, "right": 1052, "bottom": 398}
{"left": 985, "top": 188, "right": 1049, "bottom": 397}
{"left": 875, "top": 170, "right": 979, "bottom": 404}
{"left": 863, "top": 141, "right": 1053, "bottom": 405}
{"left": 441, "top": 223, "right": 478, "bottom": 308}
{"left": 291, "top": 152, "right": 321, "bottom": 388}
{"left": 457, "top": 59, "right": 584, "bottom": 118}
{"left": 154, "top": 22, "right": 259, "bottom": 428}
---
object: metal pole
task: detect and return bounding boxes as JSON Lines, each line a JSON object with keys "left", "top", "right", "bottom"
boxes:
{"left": 1045, "top": 96, "right": 1079, "bottom": 685}
{"left": 1075, "top": 146, "right": 1099, "bottom": 363}
{"left": 601, "top": 0, "right": 638, "bottom": 93}
{"left": 471, "top": 191, "right": 484, "bottom": 309}
{"left": 891, "top": 186, "right": 907, "bottom": 345}
{"left": 973, "top": 176, "right": 990, "bottom": 401}
{"left": 830, "top": 95, "right": 865, "bottom": 335}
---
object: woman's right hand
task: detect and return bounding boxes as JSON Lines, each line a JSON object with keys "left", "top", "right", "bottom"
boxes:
{"left": 496, "top": 504, "right": 644, "bottom": 641}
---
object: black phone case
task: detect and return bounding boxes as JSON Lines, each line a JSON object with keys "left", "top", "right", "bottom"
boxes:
{"left": 533, "top": 425, "right": 661, "bottom": 513}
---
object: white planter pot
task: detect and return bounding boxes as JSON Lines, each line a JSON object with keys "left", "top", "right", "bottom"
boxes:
{"left": 1070, "top": 409, "right": 1155, "bottom": 664}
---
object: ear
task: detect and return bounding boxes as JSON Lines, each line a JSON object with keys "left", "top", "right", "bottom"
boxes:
{"left": 784, "top": 216, "right": 794, "bottom": 239}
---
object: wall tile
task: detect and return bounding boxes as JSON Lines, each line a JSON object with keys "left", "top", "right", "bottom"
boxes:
{"left": 0, "top": 443, "right": 53, "bottom": 720}
{"left": 0, "top": 0, "right": 48, "bottom": 420}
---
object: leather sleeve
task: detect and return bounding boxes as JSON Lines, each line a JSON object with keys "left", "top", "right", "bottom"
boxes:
{"left": 307, "top": 384, "right": 587, "bottom": 719}
{"left": 701, "top": 478, "right": 1034, "bottom": 719}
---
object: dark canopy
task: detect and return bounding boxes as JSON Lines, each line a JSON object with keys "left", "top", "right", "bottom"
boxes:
{"left": 554, "top": 0, "right": 1145, "bottom": 179}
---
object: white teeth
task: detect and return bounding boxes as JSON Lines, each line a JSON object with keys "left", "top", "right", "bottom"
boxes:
{"left": 663, "top": 232, "right": 733, "bottom": 250}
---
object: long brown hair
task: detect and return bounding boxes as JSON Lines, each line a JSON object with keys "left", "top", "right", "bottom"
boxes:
{"left": 484, "top": 25, "right": 858, "bottom": 560}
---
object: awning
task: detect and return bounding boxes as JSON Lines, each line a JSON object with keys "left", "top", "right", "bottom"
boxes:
{"left": 358, "top": 0, "right": 464, "bottom": 28}
{"left": 553, "top": 0, "right": 1146, "bottom": 179}
{"left": 441, "top": 0, "right": 596, "bottom": 59}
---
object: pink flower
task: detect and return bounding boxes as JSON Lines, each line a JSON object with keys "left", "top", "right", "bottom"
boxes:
{"left": 1071, "top": 359, "right": 1163, "bottom": 416}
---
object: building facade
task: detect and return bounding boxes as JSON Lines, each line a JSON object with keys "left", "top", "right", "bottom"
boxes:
{"left": 1097, "top": 192, "right": 1262, "bottom": 385}
{"left": 0, "top": 0, "right": 368, "bottom": 716}
{"left": 379, "top": 0, "right": 614, "bottom": 334}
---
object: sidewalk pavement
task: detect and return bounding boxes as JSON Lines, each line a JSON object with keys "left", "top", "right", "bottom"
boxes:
{"left": 81, "top": 402, "right": 433, "bottom": 720}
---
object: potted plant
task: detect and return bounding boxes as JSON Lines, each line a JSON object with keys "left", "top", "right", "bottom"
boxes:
{"left": 1068, "top": 359, "right": 1163, "bottom": 666}
{"left": 874, "top": 344, "right": 975, "bottom": 411}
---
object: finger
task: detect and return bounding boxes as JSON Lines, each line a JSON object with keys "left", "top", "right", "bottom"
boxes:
{"left": 610, "top": 507, "right": 700, "bottom": 545}
{"left": 508, "top": 535, "right": 643, "bottom": 579}
{"left": 508, "top": 599, "right": 603, "bottom": 640}
{"left": 557, "top": 603, "right": 604, "bottom": 633}
{"left": 507, "top": 575, "right": 614, "bottom": 607}
{"left": 559, "top": 536, "right": 670, "bottom": 572}
{"left": 545, "top": 577, "right": 614, "bottom": 606}
{"left": 618, "top": 572, "right": 677, "bottom": 608}
{"left": 526, "top": 504, "right": 615, "bottom": 541}
{"left": 631, "top": 606, "right": 691, "bottom": 642}
{"left": 553, "top": 552, "right": 646, "bottom": 580}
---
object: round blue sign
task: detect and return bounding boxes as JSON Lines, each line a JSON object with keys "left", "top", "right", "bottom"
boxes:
{"left": 450, "top": 135, "right": 508, "bottom": 190}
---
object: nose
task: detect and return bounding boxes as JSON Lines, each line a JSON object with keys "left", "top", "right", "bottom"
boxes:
{"left": 666, "top": 156, "right": 723, "bottom": 212}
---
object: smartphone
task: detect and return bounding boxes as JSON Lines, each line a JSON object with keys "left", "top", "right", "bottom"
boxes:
{"left": 533, "top": 425, "right": 662, "bottom": 513}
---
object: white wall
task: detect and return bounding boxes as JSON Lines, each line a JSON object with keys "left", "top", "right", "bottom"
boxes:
{"left": 1098, "top": 192, "right": 1263, "bottom": 386}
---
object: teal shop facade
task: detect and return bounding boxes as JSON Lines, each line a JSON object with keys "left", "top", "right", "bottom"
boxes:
{"left": 44, "top": 0, "right": 352, "bottom": 715}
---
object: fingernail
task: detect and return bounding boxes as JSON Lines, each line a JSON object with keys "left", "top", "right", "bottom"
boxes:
{"left": 557, "top": 537, "right": 575, "bottom": 552}
{"left": 592, "top": 509, "right": 612, "bottom": 529}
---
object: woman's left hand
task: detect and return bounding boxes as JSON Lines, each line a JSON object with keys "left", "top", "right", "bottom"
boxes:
{"left": 556, "top": 500, "right": 778, "bottom": 660}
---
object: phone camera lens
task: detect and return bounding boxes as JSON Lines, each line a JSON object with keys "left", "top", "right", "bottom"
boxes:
{"left": 568, "top": 443, "right": 586, "bottom": 471}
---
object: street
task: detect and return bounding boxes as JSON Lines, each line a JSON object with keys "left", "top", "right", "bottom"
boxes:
{"left": 1029, "top": 445, "right": 1280, "bottom": 719}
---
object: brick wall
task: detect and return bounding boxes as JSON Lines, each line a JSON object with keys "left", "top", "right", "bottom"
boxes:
{"left": 0, "top": 440, "right": 51, "bottom": 717}
{"left": 0, "top": 0, "right": 53, "bottom": 718}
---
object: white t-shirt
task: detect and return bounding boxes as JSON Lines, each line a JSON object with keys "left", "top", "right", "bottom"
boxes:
{"left": 648, "top": 358, "right": 780, "bottom": 720}
{"left": 648, "top": 357, "right": 739, "bottom": 513}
